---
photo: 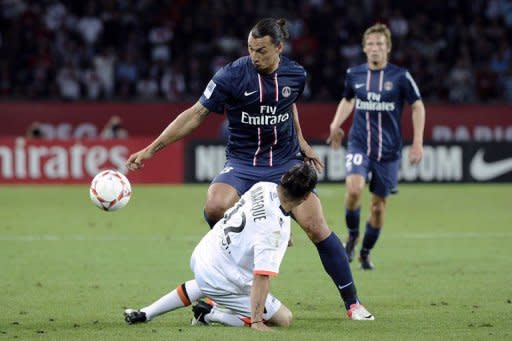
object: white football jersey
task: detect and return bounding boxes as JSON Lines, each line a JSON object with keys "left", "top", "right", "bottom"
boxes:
{"left": 191, "top": 182, "right": 291, "bottom": 294}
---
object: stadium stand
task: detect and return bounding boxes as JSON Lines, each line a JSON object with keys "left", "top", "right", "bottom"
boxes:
{"left": 0, "top": 0, "right": 511, "bottom": 102}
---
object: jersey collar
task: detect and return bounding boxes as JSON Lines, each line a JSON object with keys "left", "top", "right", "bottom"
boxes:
{"left": 279, "top": 205, "right": 291, "bottom": 216}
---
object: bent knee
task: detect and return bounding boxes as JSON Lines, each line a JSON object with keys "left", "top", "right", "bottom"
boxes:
{"left": 346, "top": 188, "right": 362, "bottom": 203}
{"left": 346, "top": 176, "right": 364, "bottom": 199}
{"left": 370, "top": 201, "right": 385, "bottom": 215}
{"left": 281, "top": 310, "right": 293, "bottom": 327}
{"left": 204, "top": 201, "right": 230, "bottom": 222}
{"left": 271, "top": 307, "right": 293, "bottom": 327}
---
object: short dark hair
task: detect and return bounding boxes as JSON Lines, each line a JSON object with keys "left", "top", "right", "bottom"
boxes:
{"left": 250, "top": 18, "right": 289, "bottom": 45}
{"left": 280, "top": 163, "right": 318, "bottom": 199}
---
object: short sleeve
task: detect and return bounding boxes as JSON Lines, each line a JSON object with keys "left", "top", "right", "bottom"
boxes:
{"left": 199, "top": 66, "right": 232, "bottom": 113}
{"left": 295, "top": 69, "right": 307, "bottom": 100}
{"left": 342, "top": 68, "right": 355, "bottom": 100}
{"left": 402, "top": 70, "right": 422, "bottom": 104}
{"left": 252, "top": 214, "right": 288, "bottom": 277}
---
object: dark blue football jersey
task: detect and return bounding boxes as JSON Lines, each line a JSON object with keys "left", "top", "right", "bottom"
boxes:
{"left": 342, "top": 63, "right": 421, "bottom": 161}
{"left": 200, "top": 56, "right": 306, "bottom": 167}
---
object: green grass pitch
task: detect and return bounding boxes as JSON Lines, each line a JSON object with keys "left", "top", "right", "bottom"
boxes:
{"left": 1, "top": 183, "right": 511, "bottom": 340}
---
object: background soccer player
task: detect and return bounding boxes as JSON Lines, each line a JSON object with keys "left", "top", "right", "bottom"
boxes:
{"left": 127, "top": 18, "right": 373, "bottom": 319}
{"left": 124, "top": 164, "right": 320, "bottom": 331}
{"left": 327, "top": 23, "right": 426, "bottom": 270}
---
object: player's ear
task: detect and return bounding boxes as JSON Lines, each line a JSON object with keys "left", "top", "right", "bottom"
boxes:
{"left": 276, "top": 41, "right": 284, "bottom": 53}
{"left": 302, "top": 192, "right": 311, "bottom": 202}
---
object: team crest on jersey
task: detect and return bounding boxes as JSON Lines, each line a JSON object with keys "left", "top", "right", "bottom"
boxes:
{"left": 384, "top": 81, "right": 393, "bottom": 91}
{"left": 282, "top": 86, "right": 291, "bottom": 98}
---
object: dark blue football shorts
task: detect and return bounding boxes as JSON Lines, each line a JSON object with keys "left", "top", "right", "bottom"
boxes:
{"left": 345, "top": 149, "right": 400, "bottom": 197}
{"left": 211, "top": 158, "right": 305, "bottom": 196}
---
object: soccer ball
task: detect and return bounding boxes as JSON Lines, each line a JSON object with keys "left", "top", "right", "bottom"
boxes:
{"left": 89, "top": 170, "right": 132, "bottom": 211}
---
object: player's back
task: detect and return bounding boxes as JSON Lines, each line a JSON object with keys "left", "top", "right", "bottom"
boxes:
{"left": 191, "top": 182, "right": 290, "bottom": 292}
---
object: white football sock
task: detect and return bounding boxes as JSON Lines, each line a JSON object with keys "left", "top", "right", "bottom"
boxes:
{"left": 141, "top": 280, "right": 202, "bottom": 320}
{"left": 205, "top": 307, "right": 245, "bottom": 327}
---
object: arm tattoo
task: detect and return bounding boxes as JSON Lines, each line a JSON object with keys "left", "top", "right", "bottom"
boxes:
{"left": 197, "top": 106, "right": 210, "bottom": 118}
{"left": 151, "top": 142, "right": 165, "bottom": 154}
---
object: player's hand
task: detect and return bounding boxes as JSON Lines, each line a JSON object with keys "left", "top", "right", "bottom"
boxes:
{"left": 408, "top": 143, "right": 423, "bottom": 164}
{"left": 251, "top": 321, "right": 273, "bottom": 332}
{"left": 126, "top": 148, "right": 153, "bottom": 171}
{"left": 301, "top": 144, "right": 324, "bottom": 173}
{"left": 326, "top": 126, "right": 344, "bottom": 149}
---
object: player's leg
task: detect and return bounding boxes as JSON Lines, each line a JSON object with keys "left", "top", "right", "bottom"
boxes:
{"left": 359, "top": 159, "right": 399, "bottom": 270}
{"left": 359, "top": 194, "right": 386, "bottom": 270}
{"left": 267, "top": 303, "right": 293, "bottom": 327}
{"left": 204, "top": 183, "right": 239, "bottom": 227}
{"left": 203, "top": 162, "right": 253, "bottom": 228}
{"left": 292, "top": 194, "right": 369, "bottom": 317}
{"left": 343, "top": 151, "right": 370, "bottom": 261}
{"left": 195, "top": 292, "right": 292, "bottom": 327}
{"left": 344, "top": 173, "right": 366, "bottom": 261}
{"left": 124, "top": 280, "right": 203, "bottom": 324}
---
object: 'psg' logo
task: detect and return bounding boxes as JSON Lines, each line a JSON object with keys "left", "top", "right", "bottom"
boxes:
{"left": 384, "top": 81, "right": 393, "bottom": 91}
{"left": 282, "top": 86, "right": 291, "bottom": 97}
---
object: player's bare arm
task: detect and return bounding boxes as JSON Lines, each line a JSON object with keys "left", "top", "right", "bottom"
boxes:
{"left": 250, "top": 274, "right": 273, "bottom": 332}
{"left": 126, "top": 102, "right": 210, "bottom": 170}
{"left": 292, "top": 104, "right": 324, "bottom": 172}
{"left": 327, "top": 98, "right": 355, "bottom": 148}
{"left": 409, "top": 99, "right": 426, "bottom": 164}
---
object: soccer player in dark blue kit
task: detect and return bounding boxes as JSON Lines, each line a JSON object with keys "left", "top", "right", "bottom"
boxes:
{"left": 127, "top": 18, "right": 374, "bottom": 320}
{"left": 327, "top": 23, "right": 426, "bottom": 270}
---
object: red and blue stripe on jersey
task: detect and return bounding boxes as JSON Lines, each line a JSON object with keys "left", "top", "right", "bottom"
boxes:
{"left": 200, "top": 56, "right": 306, "bottom": 167}
{"left": 342, "top": 63, "right": 421, "bottom": 161}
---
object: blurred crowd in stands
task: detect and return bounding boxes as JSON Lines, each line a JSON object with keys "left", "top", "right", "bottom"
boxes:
{"left": 1, "top": 0, "right": 512, "bottom": 103}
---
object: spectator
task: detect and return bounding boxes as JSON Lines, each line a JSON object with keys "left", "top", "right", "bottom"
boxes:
{"left": 137, "top": 73, "right": 159, "bottom": 99}
{"left": 26, "top": 121, "right": 45, "bottom": 139}
{"left": 1, "top": 1, "right": 511, "bottom": 102}
{"left": 94, "top": 47, "right": 116, "bottom": 99}
{"left": 76, "top": 2, "right": 103, "bottom": 48}
{"left": 101, "top": 115, "right": 128, "bottom": 139}
{"left": 446, "top": 57, "right": 475, "bottom": 103}
{"left": 56, "top": 63, "right": 81, "bottom": 100}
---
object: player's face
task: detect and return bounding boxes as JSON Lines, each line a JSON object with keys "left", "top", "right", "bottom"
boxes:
{"left": 248, "top": 34, "right": 283, "bottom": 74}
{"left": 363, "top": 33, "right": 390, "bottom": 69}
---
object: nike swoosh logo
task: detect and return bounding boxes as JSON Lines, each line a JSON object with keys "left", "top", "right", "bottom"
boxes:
{"left": 355, "top": 83, "right": 365, "bottom": 89}
{"left": 469, "top": 149, "right": 512, "bottom": 181}
{"left": 244, "top": 90, "right": 257, "bottom": 96}
{"left": 338, "top": 281, "right": 353, "bottom": 290}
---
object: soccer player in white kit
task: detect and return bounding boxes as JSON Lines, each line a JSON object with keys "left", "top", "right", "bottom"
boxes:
{"left": 124, "top": 163, "right": 319, "bottom": 331}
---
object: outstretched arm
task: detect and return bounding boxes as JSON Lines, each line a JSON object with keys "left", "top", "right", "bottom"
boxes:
{"left": 250, "top": 274, "right": 273, "bottom": 332}
{"left": 327, "top": 98, "right": 355, "bottom": 148}
{"left": 408, "top": 99, "right": 425, "bottom": 164}
{"left": 292, "top": 103, "right": 324, "bottom": 172}
{"left": 126, "top": 102, "right": 210, "bottom": 170}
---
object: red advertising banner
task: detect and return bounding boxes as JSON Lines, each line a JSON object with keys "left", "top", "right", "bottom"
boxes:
{"left": 2, "top": 102, "right": 511, "bottom": 141}
{"left": 0, "top": 138, "right": 183, "bottom": 184}
{"left": 2, "top": 102, "right": 225, "bottom": 140}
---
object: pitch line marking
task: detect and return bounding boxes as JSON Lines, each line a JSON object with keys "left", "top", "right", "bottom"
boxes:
{"left": 1, "top": 232, "right": 512, "bottom": 242}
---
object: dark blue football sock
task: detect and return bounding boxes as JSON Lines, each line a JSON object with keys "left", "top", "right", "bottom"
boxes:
{"left": 361, "top": 222, "right": 381, "bottom": 256}
{"left": 345, "top": 207, "right": 361, "bottom": 239}
{"left": 203, "top": 209, "right": 217, "bottom": 229}
{"left": 315, "top": 232, "right": 359, "bottom": 310}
